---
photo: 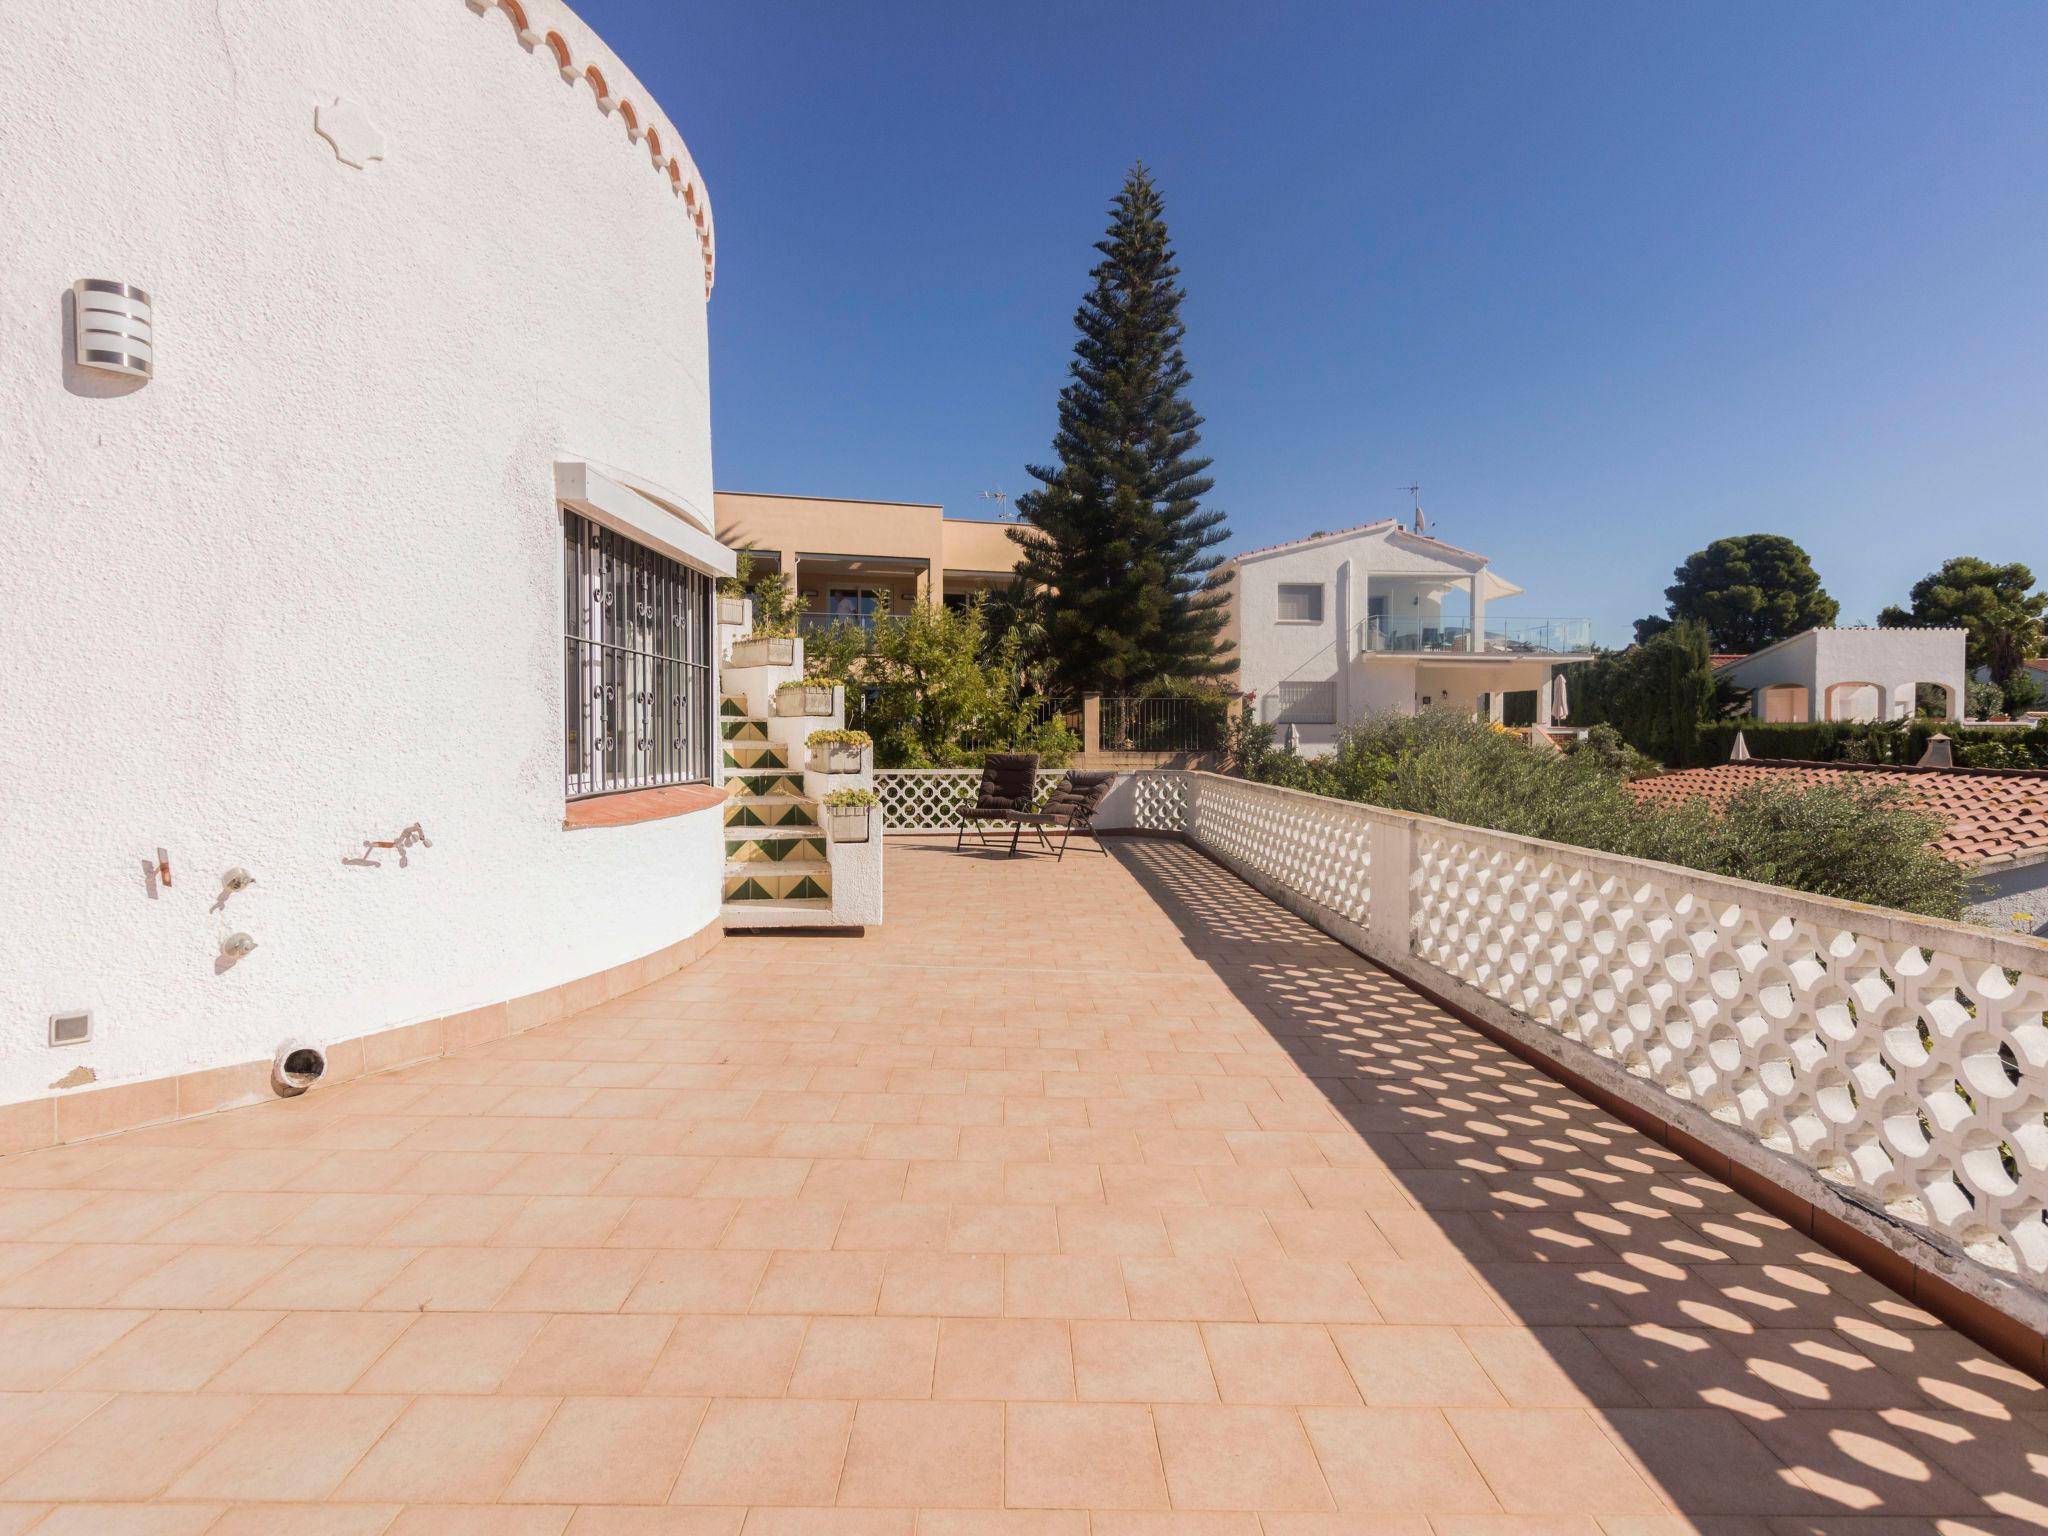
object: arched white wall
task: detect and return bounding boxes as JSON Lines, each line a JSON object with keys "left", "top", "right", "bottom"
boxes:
{"left": 1823, "top": 682, "right": 1885, "bottom": 722}
{"left": 0, "top": 0, "right": 723, "bottom": 1107}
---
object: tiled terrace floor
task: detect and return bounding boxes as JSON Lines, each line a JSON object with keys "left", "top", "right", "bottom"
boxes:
{"left": 0, "top": 837, "right": 2043, "bottom": 1535}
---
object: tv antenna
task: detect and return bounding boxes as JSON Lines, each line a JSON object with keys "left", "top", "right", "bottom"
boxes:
{"left": 1399, "top": 483, "right": 1427, "bottom": 535}
{"left": 978, "top": 488, "right": 1010, "bottom": 519}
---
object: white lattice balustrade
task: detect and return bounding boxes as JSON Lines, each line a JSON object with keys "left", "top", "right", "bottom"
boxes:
{"left": 1184, "top": 775, "right": 1372, "bottom": 927}
{"left": 1122, "top": 770, "right": 2048, "bottom": 1291}
{"left": 875, "top": 769, "right": 1065, "bottom": 832}
{"left": 1406, "top": 822, "right": 2048, "bottom": 1282}
{"left": 1129, "top": 772, "right": 1190, "bottom": 834}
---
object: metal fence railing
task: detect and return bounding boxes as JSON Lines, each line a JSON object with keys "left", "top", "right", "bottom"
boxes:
{"left": 1098, "top": 695, "right": 1227, "bottom": 754}
{"left": 955, "top": 696, "right": 1080, "bottom": 753}
{"left": 795, "top": 613, "right": 909, "bottom": 646}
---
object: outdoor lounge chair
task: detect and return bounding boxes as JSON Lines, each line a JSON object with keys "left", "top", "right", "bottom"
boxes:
{"left": 1006, "top": 769, "right": 1118, "bottom": 859}
{"left": 955, "top": 751, "right": 1040, "bottom": 851}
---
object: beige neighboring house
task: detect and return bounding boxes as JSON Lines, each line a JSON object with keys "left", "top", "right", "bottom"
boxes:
{"left": 714, "top": 492, "right": 1025, "bottom": 636}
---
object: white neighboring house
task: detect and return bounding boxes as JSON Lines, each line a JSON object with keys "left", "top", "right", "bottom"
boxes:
{"left": 1221, "top": 522, "right": 1594, "bottom": 751}
{"left": 1717, "top": 628, "right": 1966, "bottom": 723}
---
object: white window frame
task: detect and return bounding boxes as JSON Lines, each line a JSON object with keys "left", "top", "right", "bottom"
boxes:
{"left": 1276, "top": 582, "right": 1326, "bottom": 625}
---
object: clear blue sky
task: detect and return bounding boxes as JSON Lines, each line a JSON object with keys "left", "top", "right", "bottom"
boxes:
{"left": 578, "top": 1, "right": 2046, "bottom": 647}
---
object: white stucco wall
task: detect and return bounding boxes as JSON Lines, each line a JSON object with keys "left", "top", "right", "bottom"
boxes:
{"left": 1231, "top": 543, "right": 1346, "bottom": 704}
{"left": 1724, "top": 629, "right": 1966, "bottom": 723}
{"left": 1350, "top": 665, "right": 1426, "bottom": 717}
{"left": 0, "top": 0, "right": 724, "bottom": 1105}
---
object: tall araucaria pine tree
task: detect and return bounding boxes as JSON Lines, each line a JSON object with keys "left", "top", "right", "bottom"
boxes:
{"left": 1011, "top": 165, "right": 1234, "bottom": 695}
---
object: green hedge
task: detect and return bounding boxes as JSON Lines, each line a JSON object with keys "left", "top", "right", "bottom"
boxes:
{"left": 1943, "top": 725, "right": 2048, "bottom": 770}
{"left": 1685, "top": 720, "right": 2048, "bottom": 770}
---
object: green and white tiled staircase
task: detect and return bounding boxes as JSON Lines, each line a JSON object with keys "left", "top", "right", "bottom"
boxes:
{"left": 714, "top": 613, "right": 881, "bottom": 928}
{"left": 721, "top": 697, "right": 831, "bottom": 909}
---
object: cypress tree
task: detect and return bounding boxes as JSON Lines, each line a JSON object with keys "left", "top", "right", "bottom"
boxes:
{"left": 1011, "top": 165, "right": 1234, "bottom": 695}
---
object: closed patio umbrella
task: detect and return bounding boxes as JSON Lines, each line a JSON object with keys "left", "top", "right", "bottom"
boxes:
{"left": 1550, "top": 671, "right": 1569, "bottom": 723}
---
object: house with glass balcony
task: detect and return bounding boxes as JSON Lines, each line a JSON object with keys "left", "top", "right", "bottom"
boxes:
{"left": 1221, "top": 520, "right": 1594, "bottom": 748}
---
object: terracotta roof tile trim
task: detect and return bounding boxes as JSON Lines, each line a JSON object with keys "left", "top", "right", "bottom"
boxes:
{"left": 1628, "top": 759, "right": 2048, "bottom": 868}
{"left": 464, "top": 0, "right": 717, "bottom": 292}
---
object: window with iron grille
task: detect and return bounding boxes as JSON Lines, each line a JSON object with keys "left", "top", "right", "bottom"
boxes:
{"left": 1265, "top": 680, "right": 1337, "bottom": 725}
{"left": 562, "top": 509, "right": 713, "bottom": 798}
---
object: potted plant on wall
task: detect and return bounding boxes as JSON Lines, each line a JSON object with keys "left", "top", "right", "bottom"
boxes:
{"left": 776, "top": 678, "right": 841, "bottom": 718}
{"left": 728, "top": 627, "right": 798, "bottom": 669}
{"left": 822, "top": 786, "right": 879, "bottom": 843}
{"left": 808, "top": 728, "right": 871, "bottom": 774}
{"left": 717, "top": 551, "right": 753, "bottom": 628}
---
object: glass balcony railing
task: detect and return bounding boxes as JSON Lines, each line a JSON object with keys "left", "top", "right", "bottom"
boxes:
{"left": 1359, "top": 616, "right": 1592, "bottom": 655}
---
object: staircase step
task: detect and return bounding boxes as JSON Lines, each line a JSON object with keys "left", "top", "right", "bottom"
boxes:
{"left": 730, "top": 772, "right": 805, "bottom": 797}
{"left": 723, "top": 743, "right": 791, "bottom": 771}
{"left": 725, "top": 833, "right": 829, "bottom": 864}
{"left": 722, "top": 897, "right": 833, "bottom": 918}
{"left": 723, "top": 864, "right": 832, "bottom": 902}
{"left": 723, "top": 795, "right": 816, "bottom": 828}
{"left": 721, "top": 718, "right": 772, "bottom": 742}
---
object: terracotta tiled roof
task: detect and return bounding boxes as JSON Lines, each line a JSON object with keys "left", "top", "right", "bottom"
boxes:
{"left": 1628, "top": 759, "right": 2048, "bottom": 869}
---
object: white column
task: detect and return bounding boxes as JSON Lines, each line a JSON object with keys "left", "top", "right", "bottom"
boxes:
{"left": 1366, "top": 817, "right": 1414, "bottom": 955}
{"left": 1536, "top": 666, "right": 1554, "bottom": 727}
{"left": 1469, "top": 571, "right": 1487, "bottom": 654}
{"left": 1334, "top": 558, "right": 1355, "bottom": 726}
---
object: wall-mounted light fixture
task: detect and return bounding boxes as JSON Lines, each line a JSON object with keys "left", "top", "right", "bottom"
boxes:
{"left": 72, "top": 279, "right": 153, "bottom": 378}
{"left": 48, "top": 1010, "right": 93, "bottom": 1047}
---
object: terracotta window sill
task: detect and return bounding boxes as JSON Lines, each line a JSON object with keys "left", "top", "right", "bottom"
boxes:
{"left": 563, "top": 782, "right": 728, "bottom": 830}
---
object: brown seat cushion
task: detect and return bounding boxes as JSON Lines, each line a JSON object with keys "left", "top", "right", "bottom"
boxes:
{"left": 972, "top": 753, "right": 1040, "bottom": 811}
{"left": 1030, "top": 770, "right": 1118, "bottom": 822}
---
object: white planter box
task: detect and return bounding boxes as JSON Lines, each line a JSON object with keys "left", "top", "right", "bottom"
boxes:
{"left": 810, "top": 743, "right": 870, "bottom": 775}
{"left": 728, "top": 635, "right": 796, "bottom": 668}
{"left": 717, "top": 594, "right": 750, "bottom": 627}
{"left": 775, "top": 683, "right": 839, "bottom": 718}
{"left": 826, "top": 805, "right": 874, "bottom": 844}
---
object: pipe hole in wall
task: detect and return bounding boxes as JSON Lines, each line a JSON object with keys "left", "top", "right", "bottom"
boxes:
{"left": 273, "top": 1040, "right": 326, "bottom": 1096}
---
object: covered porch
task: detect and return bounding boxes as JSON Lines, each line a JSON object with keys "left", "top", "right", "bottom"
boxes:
{"left": 1340, "top": 654, "right": 1578, "bottom": 725}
